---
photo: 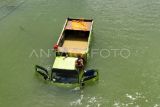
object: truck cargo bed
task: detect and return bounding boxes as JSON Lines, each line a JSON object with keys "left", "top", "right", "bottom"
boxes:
{"left": 62, "top": 37, "right": 88, "bottom": 53}
{"left": 56, "top": 18, "right": 93, "bottom": 57}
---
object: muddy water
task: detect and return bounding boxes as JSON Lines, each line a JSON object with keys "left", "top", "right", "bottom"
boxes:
{"left": 0, "top": 0, "right": 160, "bottom": 107}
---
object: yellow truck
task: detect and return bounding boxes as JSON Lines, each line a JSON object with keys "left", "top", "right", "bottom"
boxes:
{"left": 35, "top": 18, "right": 98, "bottom": 88}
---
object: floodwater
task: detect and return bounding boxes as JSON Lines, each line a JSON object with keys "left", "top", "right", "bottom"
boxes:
{"left": 0, "top": 0, "right": 160, "bottom": 107}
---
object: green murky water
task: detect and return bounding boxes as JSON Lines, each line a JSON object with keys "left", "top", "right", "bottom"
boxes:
{"left": 0, "top": 0, "right": 160, "bottom": 107}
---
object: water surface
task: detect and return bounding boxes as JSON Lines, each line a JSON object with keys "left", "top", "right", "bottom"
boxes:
{"left": 0, "top": 0, "right": 160, "bottom": 107}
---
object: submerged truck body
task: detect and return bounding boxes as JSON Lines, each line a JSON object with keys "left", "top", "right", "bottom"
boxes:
{"left": 35, "top": 18, "right": 98, "bottom": 88}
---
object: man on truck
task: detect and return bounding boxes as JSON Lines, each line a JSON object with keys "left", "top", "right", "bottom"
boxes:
{"left": 75, "top": 55, "right": 84, "bottom": 69}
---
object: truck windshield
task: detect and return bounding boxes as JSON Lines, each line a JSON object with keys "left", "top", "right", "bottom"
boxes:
{"left": 51, "top": 69, "right": 79, "bottom": 83}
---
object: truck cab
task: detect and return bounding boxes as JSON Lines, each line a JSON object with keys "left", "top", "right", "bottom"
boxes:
{"left": 35, "top": 56, "right": 98, "bottom": 87}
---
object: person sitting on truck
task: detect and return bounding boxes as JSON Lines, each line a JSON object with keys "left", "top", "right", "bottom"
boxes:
{"left": 75, "top": 55, "right": 84, "bottom": 69}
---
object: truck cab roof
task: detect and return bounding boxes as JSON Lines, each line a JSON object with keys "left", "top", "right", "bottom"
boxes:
{"left": 53, "top": 56, "right": 78, "bottom": 70}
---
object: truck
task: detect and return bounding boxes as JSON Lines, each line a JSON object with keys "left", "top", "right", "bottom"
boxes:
{"left": 35, "top": 18, "right": 98, "bottom": 88}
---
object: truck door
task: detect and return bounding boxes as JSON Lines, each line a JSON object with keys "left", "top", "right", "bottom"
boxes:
{"left": 35, "top": 65, "right": 49, "bottom": 80}
{"left": 81, "top": 69, "right": 98, "bottom": 86}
